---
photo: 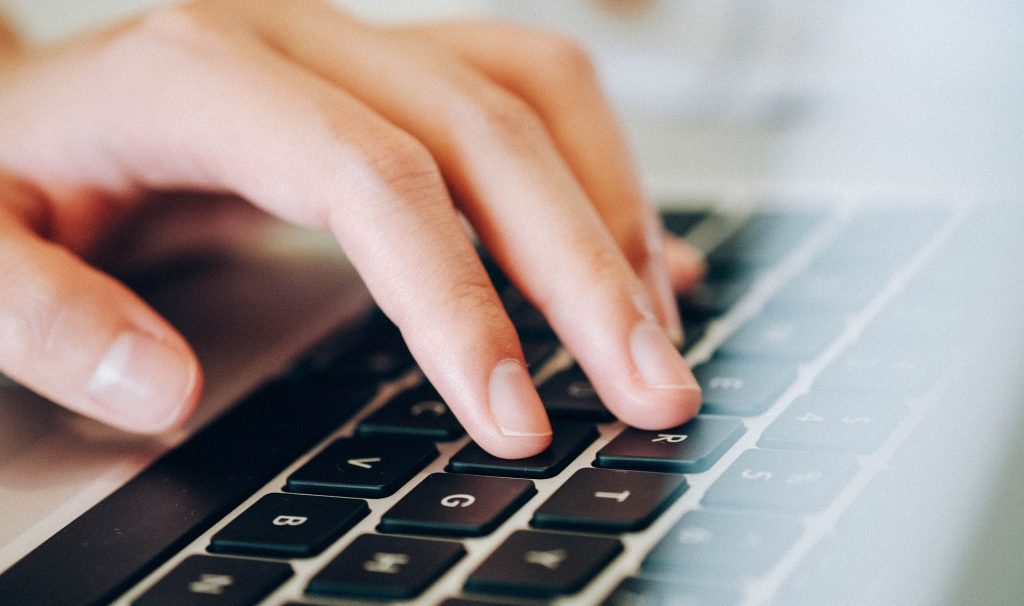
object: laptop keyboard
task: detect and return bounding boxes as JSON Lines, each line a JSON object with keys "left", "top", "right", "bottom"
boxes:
{"left": 2, "top": 199, "right": 996, "bottom": 606}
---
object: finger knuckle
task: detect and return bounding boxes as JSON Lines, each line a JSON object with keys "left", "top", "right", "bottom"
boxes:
{"left": 615, "top": 218, "right": 651, "bottom": 270}
{"left": 357, "top": 131, "right": 444, "bottom": 206}
{"left": 463, "top": 92, "right": 548, "bottom": 150}
{"left": 402, "top": 266, "right": 506, "bottom": 339}
{"left": 0, "top": 245, "right": 71, "bottom": 367}
{"left": 114, "top": 4, "right": 236, "bottom": 58}
{"left": 578, "top": 238, "right": 630, "bottom": 291}
{"left": 530, "top": 31, "right": 598, "bottom": 83}
{"left": 448, "top": 270, "right": 504, "bottom": 323}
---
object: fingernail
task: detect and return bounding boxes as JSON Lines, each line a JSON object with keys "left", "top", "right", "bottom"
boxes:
{"left": 89, "top": 332, "right": 197, "bottom": 431}
{"left": 489, "top": 359, "right": 552, "bottom": 437}
{"left": 629, "top": 320, "right": 700, "bottom": 390}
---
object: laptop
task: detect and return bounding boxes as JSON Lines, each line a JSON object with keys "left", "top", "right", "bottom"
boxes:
{"left": 2, "top": 2, "right": 1023, "bottom": 605}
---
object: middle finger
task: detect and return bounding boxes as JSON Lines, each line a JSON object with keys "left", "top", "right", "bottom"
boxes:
{"left": 250, "top": 7, "right": 701, "bottom": 428}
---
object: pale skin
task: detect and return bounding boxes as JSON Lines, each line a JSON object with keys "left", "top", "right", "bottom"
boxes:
{"left": 0, "top": 0, "right": 705, "bottom": 459}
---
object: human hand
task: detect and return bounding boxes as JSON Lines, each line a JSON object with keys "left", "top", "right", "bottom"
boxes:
{"left": 0, "top": 0, "right": 704, "bottom": 458}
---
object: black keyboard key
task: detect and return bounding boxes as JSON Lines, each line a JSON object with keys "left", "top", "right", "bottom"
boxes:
{"left": 441, "top": 599, "right": 519, "bottom": 606}
{"left": 538, "top": 367, "right": 615, "bottom": 422}
{"left": 500, "top": 286, "right": 554, "bottom": 339}
{"left": 531, "top": 468, "right": 687, "bottom": 533}
{"left": 379, "top": 473, "right": 535, "bottom": 537}
{"left": 465, "top": 530, "right": 622, "bottom": 598}
{"left": 358, "top": 386, "right": 464, "bottom": 441}
{"left": 595, "top": 417, "right": 744, "bottom": 473}
{"left": 813, "top": 208, "right": 948, "bottom": 268}
{"left": 813, "top": 342, "right": 947, "bottom": 396}
{"left": 693, "top": 358, "right": 796, "bottom": 416}
{"left": 602, "top": 577, "right": 741, "bottom": 606}
{"left": 522, "top": 338, "right": 559, "bottom": 370}
{"left": 679, "top": 276, "right": 755, "bottom": 318}
{"left": 134, "top": 555, "right": 292, "bottom": 606}
{"left": 702, "top": 449, "right": 858, "bottom": 512}
{"left": 708, "top": 211, "right": 821, "bottom": 268}
{"left": 771, "top": 534, "right": 880, "bottom": 606}
{"left": 661, "top": 208, "right": 709, "bottom": 236}
{"left": 286, "top": 437, "right": 437, "bottom": 498}
{"left": 448, "top": 422, "right": 597, "bottom": 478}
{"left": 718, "top": 311, "right": 847, "bottom": 360}
{"left": 327, "top": 318, "right": 415, "bottom": 379}
{"left": 208, "top": 493, "right": 368, "bottom": 559}
{"left": 759, "top": 392, "right": 908, "bottom": 454}
{"left": 766, "top": 266, "right": 890, "bottom": 313}
{"left": 643, "top": 510, "right": 803, "bottom": 581}
{"left": 307, "top": 534, "right": 464, "bottom": 601}
{"left": 681, "top": 316, "right": 710, "bottom": 352}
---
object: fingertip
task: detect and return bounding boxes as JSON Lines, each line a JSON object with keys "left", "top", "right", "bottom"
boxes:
{"left": 87, "top": 331, "right": 203, "bottom": 434}
{"left": 476, "top": 432, "right": 553, "bottom": 460}
{"left": 616, "top": 384, "right": 702, "bottom": 431}
{"left": 482, "top": 358, "right": 553, "bottom": 458}
{"left": 663, "top": 232, "right": 706, "bottom": 293}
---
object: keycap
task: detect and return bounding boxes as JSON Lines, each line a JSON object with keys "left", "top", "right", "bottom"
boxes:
{"left": 812, "top": 341, "right": 947, "bottom": 396}
{"left": 759, "top": 392, "right": 907, "bottom": 454}
{"left": 863, "top": 299, "right": 970, "bottom": 346}
{"left": 379, "top": 473, "right": 535, "bottom": 537}
{"left": 602, "top": 576, "right": 742, "bottom": 606}
{"left": 358, "top": 386, "right": 464, "bottom": 441}
{"left": 440, "top": 599, "right": 519, "bottom": 606}
{"left": 717, "top": 311, "right": 847, "bottom": 360}
{"left": 661, "top": 208, "right": 710, "bottom": 236}
{"left": 323, "top": 316, "right": 415, "bottom": 379}
{"left": 642, "top": 510, "right": 803, "bottom": 580}
{"left": 531, "top": 468, "right": 687, "bottom": 533}
{"left": 595, "top": 417, "right": 745, "bottom": 473}
{"left": 538, "top": 367, "right": 615, "bottom": 422}
{"left": 707, "top": 211, "right": 821, "bottom": 268}
{"left": 766, "top": 266, "right": 890, "bottom": 313}
{"left": 286, "top": 437, "right": 437, "bottom": 498}
{"left": 208, "top": 493, "right": 368, "bottom": 559}
{"left": 679, "top": 276, "right": 755, "bottom": 318}
{"left": 681, "top": 316, "right": 710, "bottom": 352}
{"left": 134, "top": 555, "right": 292, "bottom": 606}
{"left": 306, "top": 534, "right": 464, "bottom": 601}
{"left": 692, "top": 358, "right": 797, "bottom": 416}
{"left": 500, "top": 286, "right": 554, "bottom": 339}
{"left": 812, "top": 208, "right": 948, "bottom": 268}
{"left": 465, "top": 530, "right": 622, "bottom": 598}
{"left": 772, "top": 534, "right": 879, "bottom": 606}
{"left": 702, "top": 449, "right": 858, "bottom": 512}
{"left": 522, "top": 338, "right": 559, "bottom": 370}
{"left": 448, "top": 422, "right": 598, "bottom": 478}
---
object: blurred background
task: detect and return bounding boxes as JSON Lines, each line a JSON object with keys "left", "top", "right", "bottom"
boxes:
{"left": 3, "top": 0, "right": 1022, "bottom": 196}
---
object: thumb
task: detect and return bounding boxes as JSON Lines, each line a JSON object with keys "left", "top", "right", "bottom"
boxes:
{"left": 0, "top": 204, "right": 201, "bottom": 433}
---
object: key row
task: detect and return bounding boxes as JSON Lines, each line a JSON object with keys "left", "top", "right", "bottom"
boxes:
{"left": 158, "top": 484, "right": 832, "bottom": 604}
{"left": 137, "top": 528, "right": 624, "bottom": 605}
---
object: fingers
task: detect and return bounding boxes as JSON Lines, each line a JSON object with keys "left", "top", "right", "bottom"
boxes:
{"left": 0, "top": 3, "right": 700, "bottom": 452}
{"left": 404, "top": 21, "right": 704, "bottom": 340}
{"left": 0, "top": 179, "right": 201, "bottom": 433}
{"left": 90, "top": 12, "right": 550, "bottom": 457}
{"left": 243, "top": 6, "right": 700, "bottom": 429}
{"left": 664, "top": 232, "right": 707, "bottom": 294}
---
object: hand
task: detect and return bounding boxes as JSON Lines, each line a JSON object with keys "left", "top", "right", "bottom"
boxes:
{"left": 0, "top": 0, "right": 704, "bottom": 458}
